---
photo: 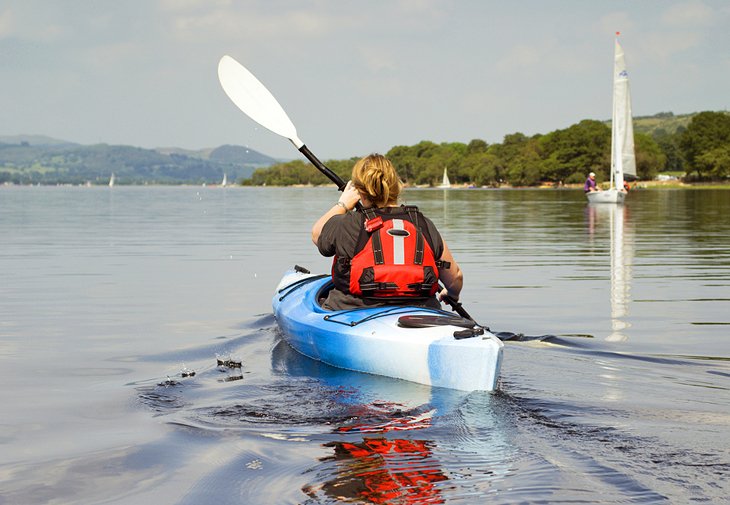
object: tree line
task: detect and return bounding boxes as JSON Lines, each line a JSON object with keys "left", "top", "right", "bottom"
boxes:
{"left": 243, "top": 111, "right": 730, "bottom": 187}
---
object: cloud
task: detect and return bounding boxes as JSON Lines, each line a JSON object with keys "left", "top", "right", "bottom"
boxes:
{"left": 640, "top": 31, "right": 703, "bottom": 64}
{"left": 0, "top": 7, "right": 13, "bottom": 38}
{"left": 163, "top": 2, "right": 347, "bottom": 42}
{"left": 596, "top": 11, "right": 635, "bottom": 35}
{"left": 358, "top": 45, "right": 398, "bottom": 73}
{"left": 661, "top": 0, "right": 714, "bottom": 26}
{"left": 0, "top": 4, "right": 68, "bottom": 42}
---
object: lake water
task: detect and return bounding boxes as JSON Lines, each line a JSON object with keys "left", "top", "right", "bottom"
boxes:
{"left": 1, "top": 185, "right": 728, "bottom": 504}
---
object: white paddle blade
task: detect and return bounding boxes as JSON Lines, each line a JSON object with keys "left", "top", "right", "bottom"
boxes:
{"left": 218, "top": 55, "right": 303, "bottom": 148}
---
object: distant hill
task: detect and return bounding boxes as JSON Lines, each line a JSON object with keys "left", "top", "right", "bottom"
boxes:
{"left": 208, "top": 144, "right": 278, "bottom": 165}
{"left": 603, "top": 111, "right": 730, "bottom": 137}
{"left": 0, "top": 137, "right": 279, "bottom": 185}
{"left": 154, "top": 144, "right": 279, "bottom": 165}
{"left": 633, "top": 112, "right": 695, "bottom": 136}
{"left": 0, "top": 134, "right": 78, "bottom": 146}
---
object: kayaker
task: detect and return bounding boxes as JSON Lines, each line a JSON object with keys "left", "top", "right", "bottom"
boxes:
{"left": 312, "top": 153, "right": 463, "bottom": 311}
{"left": 584, "top": 172, "right": 598, "bottom": 192}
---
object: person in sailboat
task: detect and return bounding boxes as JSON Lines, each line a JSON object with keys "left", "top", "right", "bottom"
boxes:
{"left": 311, "top": 153, "right": 463, "bottom": 311}
{"left": 584, "top": 172, "right": 599, "bottom": 193}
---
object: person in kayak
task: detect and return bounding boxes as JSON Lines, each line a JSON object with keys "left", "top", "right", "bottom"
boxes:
{"left": 312, "top": 153, "right": 463, "bottom": 311}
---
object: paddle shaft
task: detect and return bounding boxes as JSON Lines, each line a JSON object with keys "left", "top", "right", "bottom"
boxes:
{"left": 441, "top": 294, "right": 478, "bottom": 325}
{"left": 299, "top": 145, "right": 346, "bottom": 191}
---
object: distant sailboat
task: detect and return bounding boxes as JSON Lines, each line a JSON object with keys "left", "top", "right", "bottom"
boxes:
{"left": 439, "top": 167, "right": 451, "bottom": 188}
{"left": 108, "top": 173, "right": 115, "bottom": 187}
{"left": 588, "top": 33, "right": 636, "bottom": 204}
{"left": 221, "top": 173, "right": 228, "bottom": 187}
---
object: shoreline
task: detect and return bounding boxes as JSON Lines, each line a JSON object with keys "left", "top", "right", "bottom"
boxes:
{"left": 3, "top": 180, "right": 729, "bottom": 190}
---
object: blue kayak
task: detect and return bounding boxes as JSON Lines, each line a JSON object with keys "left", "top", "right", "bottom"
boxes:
{"left": 272, "top": 268, "right": 504, "bottom": 391}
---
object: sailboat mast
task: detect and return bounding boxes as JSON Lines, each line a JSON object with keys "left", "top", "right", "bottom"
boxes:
{"left": 611, "top": 35, "right": 620, "bottom": 190}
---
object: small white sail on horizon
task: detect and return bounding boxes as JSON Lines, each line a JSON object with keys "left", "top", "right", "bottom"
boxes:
{"left": 439, "top": 167, "right": 451, "bottom": 188}
{"left": 221, "top": 173, "right": 228, "bottom": 187}
{"left": 108, "top": 173, "right": 115, "bottom": 187}
{"left": 588, "top": 34, "right": 636, "bottom": 204}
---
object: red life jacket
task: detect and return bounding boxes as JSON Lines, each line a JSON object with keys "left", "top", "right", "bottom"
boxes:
{"left": 334, "top": 206, "right": 441, "bottom": 299}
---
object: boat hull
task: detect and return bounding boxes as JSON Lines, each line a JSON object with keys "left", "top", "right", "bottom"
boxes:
{"left": 587, "top": 189, "right": 626, "bottom": 204}
{"left": 272, "top": 269, "right": 503, "bottom": 391}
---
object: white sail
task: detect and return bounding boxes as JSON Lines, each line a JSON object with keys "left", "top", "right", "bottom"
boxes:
{"left": 108, "top": 173, "right": 115, "bottom": 187}
{"left": 611, "top": 36, "right": 636, "bottom": 189}
{"left": 588, "top": 35, "right": 636, "bottom": 204}
{"left": 440, "top": 167, "right": 451, "bottom": 188}
{"left": 221, "top": 173, "right": 228, "bottom": 187}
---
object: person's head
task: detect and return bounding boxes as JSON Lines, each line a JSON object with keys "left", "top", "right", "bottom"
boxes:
{"left": 589, "top": 172, "right": 596, "bottom": 179}
{"left": 351, "top": 154, "right": 403, "bottom": 208}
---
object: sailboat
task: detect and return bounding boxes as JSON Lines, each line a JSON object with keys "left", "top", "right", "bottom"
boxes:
{"left": 108, "top": 173, "right": 115, "bottom": 187}
{"left": 439, "top": 167, "right": 451, "bottom": 188}
{"left": 587, "top": 33, "right": 636, "bottom": 204}
{"left": 221, "top": 173, "right": 228, "bottom": 187}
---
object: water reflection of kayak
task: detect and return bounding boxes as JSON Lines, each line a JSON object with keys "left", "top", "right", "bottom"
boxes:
{"left": 272, "top": 267, "right": 504, "bottom": 391}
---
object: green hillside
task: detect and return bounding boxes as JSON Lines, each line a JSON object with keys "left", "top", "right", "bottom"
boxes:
{"left": 0, "top": 137, "right": 278, "bottom": 185}
{"left": 605, "top": 111, "right": 730, "bottom": 136}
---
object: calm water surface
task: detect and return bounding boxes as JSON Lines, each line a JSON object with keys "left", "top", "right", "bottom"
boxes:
{"left": 1, "top": 186, "right": 728, "bottom": 504}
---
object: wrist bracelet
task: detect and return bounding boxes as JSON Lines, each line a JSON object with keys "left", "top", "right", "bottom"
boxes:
{"left": 335, "top": 201, "right": 347, "bottom": 210}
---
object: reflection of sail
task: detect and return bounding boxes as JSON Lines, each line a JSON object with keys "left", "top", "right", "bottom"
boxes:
{"left": 589, "top": 204, "right": 633, "bottom": 341}
{"left": 608, "top": 205, "right": 632, "bottom": 341}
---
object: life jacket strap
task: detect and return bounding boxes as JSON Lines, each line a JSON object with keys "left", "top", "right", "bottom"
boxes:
{"left": 363, "top": 208, "right": 384, "bottom": 233}
{"left": 407, "top": 282, "right": 437, "bottom": 293}
{"left": 414, "top": 229, "right": 424, "bottom": 265}
{"left": 359, "top": 281, "right": 400, "bottom": 293}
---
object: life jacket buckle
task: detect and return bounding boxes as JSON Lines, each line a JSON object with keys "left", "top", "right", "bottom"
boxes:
{"left": 365, "top": 216, "right": 384, "bottom": 233}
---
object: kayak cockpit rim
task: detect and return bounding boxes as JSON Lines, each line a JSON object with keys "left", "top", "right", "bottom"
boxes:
{"left": 277, "top": 273, "right": 330, "bottom": 302}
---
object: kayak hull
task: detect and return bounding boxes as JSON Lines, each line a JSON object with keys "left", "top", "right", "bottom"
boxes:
{"left": 272, "top": 269, "right": 503, "bottom": 391}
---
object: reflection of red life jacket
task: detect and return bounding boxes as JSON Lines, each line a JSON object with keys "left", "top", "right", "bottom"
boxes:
{"left": 335, "top": 206, "right": 442, "bottom": 299}
{"left": 333, "top": 437, "right": 448, "bottom": 504}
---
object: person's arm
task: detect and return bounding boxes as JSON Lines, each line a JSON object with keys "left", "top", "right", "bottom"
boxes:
{"left": 438, "top": 241, "right": 463, "bottom": 300}
{"left": 311, "top": 181, "right": 360, "bottom": 246}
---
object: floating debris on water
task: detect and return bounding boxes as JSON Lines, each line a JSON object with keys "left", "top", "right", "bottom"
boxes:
{"left": 246, "top": 459, "right": 262, "bottom": 470}
{"left": 216, "top": 353, "right": 242, "bottom": 368}
{"left": 219, "top": 372, "right": 244, "bottom": 383}
{"left": 159, "top": 377, "right": 180, "bottom": 387}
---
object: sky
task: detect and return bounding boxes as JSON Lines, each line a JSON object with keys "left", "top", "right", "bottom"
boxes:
{"left": 1, "top": 0, "right": 729, "bottom": 160}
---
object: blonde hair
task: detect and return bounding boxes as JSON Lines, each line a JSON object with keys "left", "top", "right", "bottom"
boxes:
{"left": 351, "top": 154, "right": 403, "bottom": 208}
